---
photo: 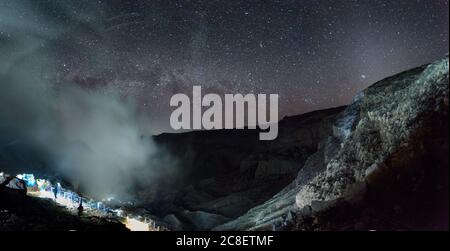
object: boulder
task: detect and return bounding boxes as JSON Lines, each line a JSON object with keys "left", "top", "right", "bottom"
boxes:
{"left": 0, "top": 173, "right": 27, "bottom": 194}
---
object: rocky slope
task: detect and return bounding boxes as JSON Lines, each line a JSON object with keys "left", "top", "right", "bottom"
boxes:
{"left": 214, "top": 55, "right": 449, "bottom": 231}
{"left": 0, "top": 185, "right": 128, "bottom": 231}
{"left": 133, "top": 56, "right": 448, "bottom": 231}
{"left": 143, "top": 106, "right": 345, "bottom": 230}
{"left": 0, "top": 56, "right": 447, "bottom": 231}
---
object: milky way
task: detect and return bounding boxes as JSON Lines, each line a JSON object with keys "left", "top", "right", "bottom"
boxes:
{"left": 0, "top": 0, "right": 448, "bottom": 134}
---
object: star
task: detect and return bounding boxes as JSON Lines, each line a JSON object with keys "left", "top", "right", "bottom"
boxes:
{"left": 0, "top": 0, "right": 447, "bottom": 133}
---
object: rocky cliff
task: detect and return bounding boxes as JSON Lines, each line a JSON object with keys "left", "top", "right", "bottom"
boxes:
{"left": 214, "top": 55, "right": 449, "bottom": 231}
{"left": 144, "top": 106, "right": 345, "bottom": 230}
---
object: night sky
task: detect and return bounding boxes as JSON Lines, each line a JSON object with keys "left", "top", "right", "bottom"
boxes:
{"left": 0, "top": 0, "right": 448, "bottom": 134}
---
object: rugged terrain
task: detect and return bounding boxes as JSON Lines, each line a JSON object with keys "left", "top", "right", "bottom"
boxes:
{"left": 149, "top": 56, "right": 448, "bottom": 231}
{"left": 145, "top": 106, "right": 344, "bottom": 230}
{"left": 0, "top": 185, "right": 127, "bottom": 231}
{"left": 0, "top": 56, "right": 448, "bottom": 231}
{"left": 214, "top": 55, "right": 449, "bottom": 231}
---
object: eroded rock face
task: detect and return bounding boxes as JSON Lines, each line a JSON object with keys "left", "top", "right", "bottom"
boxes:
{"left": 296, "top": 56, "right": 448, "bottom": 208}
{"left": 149, "top": 106, "right": 344, "bottom": 230}
{"left": 215, "top": 56, "right": 449, "bottom": 231}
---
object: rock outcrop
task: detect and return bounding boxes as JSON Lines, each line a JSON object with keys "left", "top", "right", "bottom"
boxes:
{"left": 214, "top": 56, "right": 449, "bottom": 231}
{"left": 0, "top": 173, "right": 27, "bottom": 194}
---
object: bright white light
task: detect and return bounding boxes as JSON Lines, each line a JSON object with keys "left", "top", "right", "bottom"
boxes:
{"left": 2, "top": 170, "right": 158, "bottom": 231}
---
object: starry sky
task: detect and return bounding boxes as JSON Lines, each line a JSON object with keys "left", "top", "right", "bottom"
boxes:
{"left": 0, "top": 0, "right": 448, "bottom": 134}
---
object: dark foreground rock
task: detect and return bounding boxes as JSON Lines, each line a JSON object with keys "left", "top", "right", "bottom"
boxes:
{"left": 0, "top": 186, "right": 128, "bottom": 231}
